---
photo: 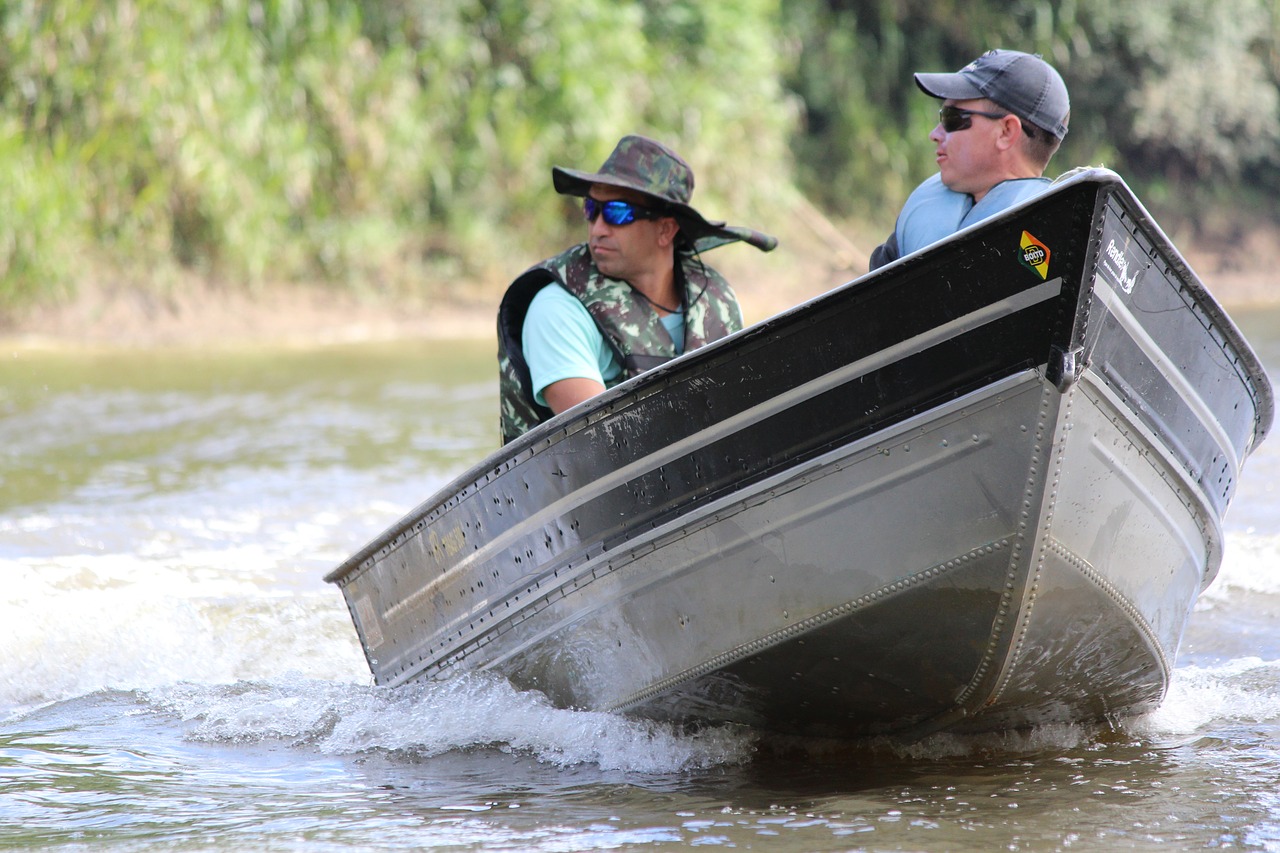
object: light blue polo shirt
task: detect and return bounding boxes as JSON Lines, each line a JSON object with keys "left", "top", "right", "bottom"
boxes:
{"left": 523, "top": 283, "right": 685, "bottom": 407}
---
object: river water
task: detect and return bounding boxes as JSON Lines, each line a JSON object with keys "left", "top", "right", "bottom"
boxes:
{"left": 2, "top": 310, "right": 1279, "bottom": 851}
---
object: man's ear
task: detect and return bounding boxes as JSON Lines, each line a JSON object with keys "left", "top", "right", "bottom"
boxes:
{"left": 996, "top": 114, "right": 1024, "bottom": 151}
{"left": 656, "top": 217, "right": 681, "bottom": 248}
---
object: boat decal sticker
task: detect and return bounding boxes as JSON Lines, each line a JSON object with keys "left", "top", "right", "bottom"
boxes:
{"left": 429, "top": 525, "right": 467, "bottom": 559}
{"left": 354, "top": 595, "right": 385, "bottom": 648}
{"left": 1099, "top": 234, "right": 1145, "bottom": 294}
{"left": 1019, "top": 231, "right": 1051, "bottom": 280}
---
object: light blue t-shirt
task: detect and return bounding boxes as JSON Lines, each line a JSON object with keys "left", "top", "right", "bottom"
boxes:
{"left": 895, "top": 173, "right": 1053, "bottom": 258}
{"left": 523, "top": 283, "right": 685, "bottom": 407}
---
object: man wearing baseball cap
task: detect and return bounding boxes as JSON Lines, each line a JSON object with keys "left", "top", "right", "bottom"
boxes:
{"left": 497, "top": 134, "right": 777, "bottom": 443}
{"left": 868, "top": 49, "right": 1071, "bottom": 270}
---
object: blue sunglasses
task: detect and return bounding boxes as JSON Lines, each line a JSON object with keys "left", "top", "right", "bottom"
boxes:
{"left": 583, "top": 197, "right": 665, "bottom": 226}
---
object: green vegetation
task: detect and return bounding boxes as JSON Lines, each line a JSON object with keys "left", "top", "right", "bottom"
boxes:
{"left": 2, "top": 0, "right": 1278, "bottom": 311}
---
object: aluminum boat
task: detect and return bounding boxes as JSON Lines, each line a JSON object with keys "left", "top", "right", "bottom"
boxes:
{"left": 326, "top": 169, "right": 1273, "bottom": 738}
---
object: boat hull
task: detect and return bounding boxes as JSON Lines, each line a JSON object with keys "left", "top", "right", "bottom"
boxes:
{"left": 326, "top": 171, "right": 1271, "bottom": 738}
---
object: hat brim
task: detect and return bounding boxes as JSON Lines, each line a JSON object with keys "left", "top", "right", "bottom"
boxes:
{"left": 914, "top": 71, "right": 985, "bottom": 102}
{"left": 552, "top": 165, "right": 643, "bottom": 200}
{"left": 552, "top": 165, "right": 777, "bottom": 253}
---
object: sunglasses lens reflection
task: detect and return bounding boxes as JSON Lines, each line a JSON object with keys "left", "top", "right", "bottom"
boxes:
{"left": 583, "top": 199, "right": 641, "bottom": 226}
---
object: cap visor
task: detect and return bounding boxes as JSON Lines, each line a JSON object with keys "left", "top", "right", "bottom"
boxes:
{"left": 914, "top": 71, "right": 984, "bottom": 101}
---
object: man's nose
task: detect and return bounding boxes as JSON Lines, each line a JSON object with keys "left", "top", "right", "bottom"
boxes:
{"left": 589, "top": 214, "right": 612, "bottom": 237}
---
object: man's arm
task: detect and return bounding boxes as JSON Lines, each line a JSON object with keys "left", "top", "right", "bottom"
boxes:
{"left": 541, "top": 376, "right": 607, "bottom": 414}
{"left": 867, "top": 230, "right": 899, "bottom": 271}
{"left": 523, "top": 284, "right": 619, "bottom": 415}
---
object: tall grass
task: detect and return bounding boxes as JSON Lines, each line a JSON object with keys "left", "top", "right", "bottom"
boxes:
{"left": 0, "top": 0, "right": 797, "bottom": 308}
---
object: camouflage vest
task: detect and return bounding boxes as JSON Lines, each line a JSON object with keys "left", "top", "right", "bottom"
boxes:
{"left": 497, "top": 243, "right": 742, "bottom": 444}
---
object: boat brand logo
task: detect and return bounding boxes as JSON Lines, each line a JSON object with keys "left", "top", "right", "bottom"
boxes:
{"left": 1019, "top": 231, "right": 1051, "bottom": 279}
{"left": 1102, "top": 236, "right": 1143, "bottom": 294}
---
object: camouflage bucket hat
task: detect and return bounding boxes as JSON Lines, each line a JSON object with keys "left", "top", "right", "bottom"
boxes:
{"left": 552, "top": 134, "right": 777, "bottom": 253}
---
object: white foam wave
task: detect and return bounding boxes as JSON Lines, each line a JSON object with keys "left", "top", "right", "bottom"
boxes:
{"left": 1135, "top": 656, "right": 1280, "bottom": 736}
{"left": 146, "top": 674, "right": 756, "bottom": 774}
{"left": 0, "top": 556, "right": 367, "bottom": 715}
{"left": 1203, "top": 531, "right": 1280, "bottom": 602}
{"left": 0, "top": 467, "right": 416, "bottom": 717}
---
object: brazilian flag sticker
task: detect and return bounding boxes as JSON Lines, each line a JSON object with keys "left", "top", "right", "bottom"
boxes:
{"left": 1019, "top": 231, "right": 1050, "bottom": 279}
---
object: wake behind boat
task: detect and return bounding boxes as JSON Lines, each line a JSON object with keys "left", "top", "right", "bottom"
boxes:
{"left": 325, "top": 169, "right": 1272, "bottom": 739}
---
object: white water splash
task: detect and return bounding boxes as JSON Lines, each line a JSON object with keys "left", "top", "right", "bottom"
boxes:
{"left": 146, "top": 674, "right": 757, "bottom": 773}
{"left": 1203, "top": 531, "right": 1280, "bottom": 602}
{"left": 1138, "top": 657, "right": 1280, "bottom": 736}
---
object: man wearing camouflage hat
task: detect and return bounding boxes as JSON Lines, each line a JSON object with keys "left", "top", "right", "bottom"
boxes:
{"left": 869, "top": 49, "right": 1071, "bottom": 270}
{"left": 497, "top": 134, "right": 777, "bottom": 444}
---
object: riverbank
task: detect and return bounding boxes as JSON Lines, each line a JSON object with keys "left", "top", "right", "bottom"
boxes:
{"left": 0, "top": 198, "right": 869, "bottom": 350}
{"left": 2, "top": 223, "right": 1275, "bottom": 351}
{"left": 0, "top": 273, "right": 820, "bottom": 352}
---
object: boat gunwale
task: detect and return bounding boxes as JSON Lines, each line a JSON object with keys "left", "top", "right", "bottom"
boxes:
{"left": 324, "top": 169, "right": 1273, "bottom": 587}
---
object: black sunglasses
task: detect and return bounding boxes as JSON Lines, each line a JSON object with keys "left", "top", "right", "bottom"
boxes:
{"left": 938, "top": 105, "right": 1008, "bottom": 133}
{"left": 583, "top": 197, "right": 665, "bottom": 226}
{"left": 938, "top": 105, "right": 1038, "bottom": 139}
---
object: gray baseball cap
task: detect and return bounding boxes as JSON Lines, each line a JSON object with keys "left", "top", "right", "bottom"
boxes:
{"left": 915, "top": 49, "right": 1070, "bottom": 140}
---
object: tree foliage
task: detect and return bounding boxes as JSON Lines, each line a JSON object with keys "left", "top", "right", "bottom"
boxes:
{"left": 1, "top": 0, "right": 1278, "bottom": 307}
{"left": 1073, "top": 0, "right": 1280, "bottom": 190}
{"left": 786, "top": 0, "right": 1280, "bottom": 225}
